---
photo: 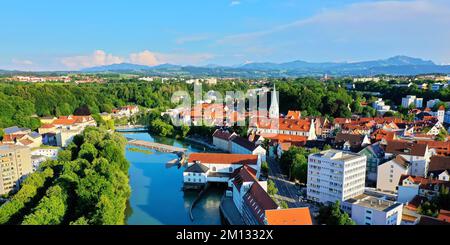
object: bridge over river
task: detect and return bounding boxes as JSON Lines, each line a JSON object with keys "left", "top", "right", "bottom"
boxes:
{"left": 127, "top": 139, "right": 188, "bottom": 166}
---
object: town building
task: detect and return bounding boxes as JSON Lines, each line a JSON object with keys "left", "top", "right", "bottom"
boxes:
{"left": 372, "top": 98, "right": 391, "bottom": 115}
{"left": 183, "top": 153, "right": 261, "bottom": 186}
{"left": 347, "top": 194, "right": 403, "bottom": 225}
{"left": 227, "top": 165, "right": 278, "bottom": 225}
{"left": 265, "top": 207, "right": 313, "bottom": 225}
{"left": 112, "top": 105, "right": 140, "bottom": 117}
{"left": 38, "top": 115, "right": 97, "bottom": 147}
{"left": 401, "top": 95, "right": 423, "bottom": 108}
{"left": 0, "top": 145, "right": 33, "bottom": 195}
{"left": 376, "top": 155, "right": 410, "bottom": 193}
{"left": 212, "top": 130, "right": 237, "bottom": 152}
{"left": 397, "top": 175, "right": 450, "bottom": 203}
{"left": 307, "top": 150, "right": 367, "bottom": 204}
{"left": 334, "top": 133, "right": 371, "bottom": 152}
{"left": 230, "top": 136, "right": 267, "bottom": 162}
{"left": 358, "top": 142, "right": 385, "bottom": 184}
{"left": 2, "top": 126, "right": 42, "bottom": 148}
{"left": 384, "top": 141, "right": 433, "bottom": 177}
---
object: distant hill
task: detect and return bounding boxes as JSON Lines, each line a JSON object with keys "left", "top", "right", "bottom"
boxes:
{"left": 81, "top": 63, "right": 151, "bottom": 72}
{"left": 3, "top": 56, "right": 449, "bottom": 78}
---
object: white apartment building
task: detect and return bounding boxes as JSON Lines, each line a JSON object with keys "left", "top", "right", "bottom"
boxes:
{"left": 307, "top": 150, "right": 367, "bottom": 204}
{"left": 401, "top": 95, "right": 423, "bottom": 108}
{"left": 372, "top": 98, "right": 391, "bottom": 115}
{"left": 349, "top": 195, "right": 403, "bottom": 225}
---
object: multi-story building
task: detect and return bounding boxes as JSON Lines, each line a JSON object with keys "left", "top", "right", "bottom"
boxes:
{"left": 372, "top": 98, "right": 391, "bottom": 115}
{"left": 0, "top": 145, "right": 33, "bottom": 195}
{"left": 347, "top": 194, "right": 403, "bottom": 225}
{"left": 384, "top": 141, "right": 433, "bottom": 177}
{"left": 307, "top": 150, "right": 367, "bottom": 204}
{"left": 401, "top": 95, "right": 423, "bottom": 108}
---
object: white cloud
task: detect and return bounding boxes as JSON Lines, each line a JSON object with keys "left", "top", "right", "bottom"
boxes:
{"left": 129, "top": 50, "right": 159, "bottom": 66}
{"left": 60, "top": 50, "right": 214, "bottom": 69}
{"left": 230, "top": 1, "right": 240, "bottom": 6}
{"left": 61, "top": 50, "right": 124, "bottom": 69}
{"left": 216, "top": 0, "right": 450, "bottom": 63}
{"left": 12, "top": 58, "right": 33, "bottom": 66}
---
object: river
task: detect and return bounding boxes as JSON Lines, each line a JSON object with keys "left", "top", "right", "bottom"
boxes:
{"left": 122, "top": 132, "right": 223, "bottom": 225}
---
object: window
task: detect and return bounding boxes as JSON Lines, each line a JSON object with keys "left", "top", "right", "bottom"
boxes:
{"left": 229, "top": 167, "right": 233, "bottom": 173}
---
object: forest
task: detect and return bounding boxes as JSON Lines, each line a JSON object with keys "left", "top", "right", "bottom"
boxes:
{"left": 0, "top": 127, "right": 130, "bottom": 225}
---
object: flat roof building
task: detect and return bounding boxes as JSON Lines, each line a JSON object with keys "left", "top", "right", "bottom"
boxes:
{"left": 307, "top": 150, "right": 367, "bottom": 204}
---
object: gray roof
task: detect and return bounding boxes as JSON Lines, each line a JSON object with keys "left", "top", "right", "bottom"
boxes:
{"left": 4, "top": 126, "right": 27, "bottom": 135}
{"left": 185, "top": 163, "right": 209, "bottom": 173}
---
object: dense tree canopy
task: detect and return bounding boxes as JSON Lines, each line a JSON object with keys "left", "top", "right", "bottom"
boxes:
{"left": 0, "top": 128, "right": 130, "bottom": 225}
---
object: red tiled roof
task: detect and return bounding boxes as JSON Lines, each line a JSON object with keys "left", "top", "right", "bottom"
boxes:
{"left": 429, "top": 156, "right": 450, "bottom": 171}
{"left": 385, "top": 140, "right": 428, "bottom": 156}
{"left": 243, "top": 181, "right": 278, "bottom": 224}
{"left": 40, "top": 124, "right": 55, "bottom": 129}
{"left": 265, "top": 207, "right": 312, "bottom": 225}
{"left": 257, "top": 118, "right": 311, "bottom": 132}
{"left": 212, "top": 129, "right": 236, "bottom": 141}
{"left": 285, "top": 110, "right": 301, "bottom": 120}
{"left": 438, "top": 210, "right": 450, "bottom": 222}
{"left": 188, "top": 153, "right": 258, "bottom": 165}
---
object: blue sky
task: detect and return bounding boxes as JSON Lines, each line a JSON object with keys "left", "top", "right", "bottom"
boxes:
{"left": 1, "top": 0, "right": 449, "bottom": 71}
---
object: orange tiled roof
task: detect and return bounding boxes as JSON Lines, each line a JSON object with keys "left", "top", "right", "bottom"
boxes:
{"left": 188, "top": 153, "right": 258, "bottom": 165}
{"left": 257, "top": 118, "right": 311, "bottom": 132}
{"left": 438, "top": 210, "right": 450, "bottom": 222}
{"left": 285, "top": 110, "right": 301, "bottom": 120}
{"left": 265, "top": 207, "right": 313, "bottom": 225}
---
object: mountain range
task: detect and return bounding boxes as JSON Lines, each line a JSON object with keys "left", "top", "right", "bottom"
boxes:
{"left": 2, "top": 56, "right": 449, "bottom": 78}
{"left": 79, "top": 56, "right": 450, "bottom": 77}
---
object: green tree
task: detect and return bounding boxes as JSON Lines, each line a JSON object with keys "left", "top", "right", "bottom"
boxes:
{"left": 317, "top": 201, "right": 355, "bottom": 225}
{"left": 267, "top": 180, "right": 278, "bottom": 196}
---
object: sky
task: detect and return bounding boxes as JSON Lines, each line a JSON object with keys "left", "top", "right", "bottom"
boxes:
{"left": 1, "top": 0, "right": 449, "bottom": 71}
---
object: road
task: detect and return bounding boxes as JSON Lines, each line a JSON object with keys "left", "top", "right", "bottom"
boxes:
{"left": 267, "top": 156, "right": 301, "bottom": 208}
{"left": 267, "top": 157, "right": 321, "bottom": 223}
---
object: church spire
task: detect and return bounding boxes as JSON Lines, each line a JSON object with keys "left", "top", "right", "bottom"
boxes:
{"left": 269, "top": 84, "right": 279, "bottom": 118}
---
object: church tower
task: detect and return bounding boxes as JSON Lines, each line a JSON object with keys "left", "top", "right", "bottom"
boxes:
{"left": 269, "top": 84, "right": 279, "bottom": 119}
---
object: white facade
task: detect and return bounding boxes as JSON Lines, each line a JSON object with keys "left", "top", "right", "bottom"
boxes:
{"left": 31, "top": 147, "right": 60, "bottom": 159}
{"left": 230, "top": 142, "right": 266, "bottom": 162}
{"left": 351, "top": 196, "right": 403, "bottom": 225}
{"left": 401, "top": 95, "right": 423, "bottom": 108}
{"left": 376, "top": 158, "right": 409, "bottom": 193}
{"left": 372, "top": 98, "right": 391, "bottom": 115}
{"left": 307, "top": 150, "right": 367, "bottom": 204}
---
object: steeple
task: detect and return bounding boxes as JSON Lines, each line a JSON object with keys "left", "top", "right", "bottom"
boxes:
{"left": 269, "top": 84, "right": 279, "bottom": 118}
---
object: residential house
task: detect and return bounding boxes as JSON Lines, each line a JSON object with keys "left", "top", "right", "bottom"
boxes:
{"left": 397, "top": 175, "right": 450, "bottom": 203}
{"left": 228, "top": 165, "right": 278, "bottom": 225}
{"left": 183, "top": 153, "right": 261, "bottom": 185}
{"left": 384, "top": 141, "right": 434, "bottom": 177}
{"left": 212, "top": 129, "right": 237, "bottom": 152}
{"left": 334, "top": 133, "right": 371, "bottom": 152}
{"left": 358, "top": 142, "right": 385, "bottom": 184}
{"left": 2, "top": 126, "right": 42, "bottom": 148}
{"left": 231, "top": 136, "right": 267, "bottom": 162}
{"left": 376, "top": 155, "right": 410, "bottom": 193}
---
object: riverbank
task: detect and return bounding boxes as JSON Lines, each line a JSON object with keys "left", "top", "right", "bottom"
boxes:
{"left": 184, "top": 136, "right": 218, "bottom": 150}
{"left": 123, "top": 132, "right": 224, "bottom": 225}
